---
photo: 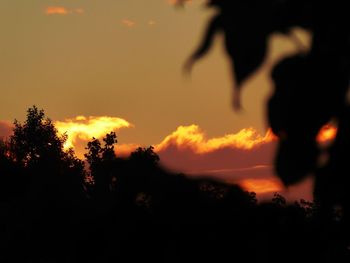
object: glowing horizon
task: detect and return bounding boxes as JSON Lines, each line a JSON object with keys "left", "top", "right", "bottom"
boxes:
{"left": 1, "top": 116, "right": 334, "bottom": 198}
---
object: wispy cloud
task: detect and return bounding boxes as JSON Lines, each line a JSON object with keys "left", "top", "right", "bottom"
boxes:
{"left": 148, "top": 20, "right": 156, "bottom": 26}
{"left": 45, "top": 6, "right": 84, "bottom": 16}
{"left": 121, "top": 19, "right": 136, "bottom": 28}
{"left": 167, "top": 0, "right": 192, "bottom": 6}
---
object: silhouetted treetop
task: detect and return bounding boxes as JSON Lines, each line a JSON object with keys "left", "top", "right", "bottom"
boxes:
{"left": 10, "top": 106, "right": 67, "bottom": 168}
{"left": 129, "top": 146, "right": 160, "bottom": 166}
{"left": 85, "top": 132, "right": 118, "bottom": 167}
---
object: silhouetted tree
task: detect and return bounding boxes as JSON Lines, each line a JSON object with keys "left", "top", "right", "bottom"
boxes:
{"left": 129, "top": 146, "right": 160, "bottom": 166}
{"left": 272, "top": 192, "right": 287, "bottom": 207}
{"left": 84, "top": 132, "right": 118, "bottom": 200}
{"left": 0, "top": 106, "right": 87, "bottom": 262}
{"left": 10, "top": 106, "right": 64, "bottom": 167}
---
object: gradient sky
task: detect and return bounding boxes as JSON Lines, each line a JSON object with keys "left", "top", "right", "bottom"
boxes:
{"left": 0, "top": 0, "right": 314, "bottom": 199}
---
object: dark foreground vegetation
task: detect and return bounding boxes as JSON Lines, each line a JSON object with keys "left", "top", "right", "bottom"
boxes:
{"left": 0, "top": 106, "right": 349, "bottom": 263}
{"left": 1, "top": 0, "right": 349, "bottom": 261}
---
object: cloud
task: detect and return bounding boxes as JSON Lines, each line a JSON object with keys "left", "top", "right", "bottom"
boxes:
{"left": 167, "top": 0, "right": 192, "bottom": 6}
{"left": 154, "top": 124, "right": 338, "bottom": 200}
{"left": 156, "top": 125, "right": 275, "bottom": 153}
{"left": 154, "top": 125, "right": 278, "bottom": 195}
{"left": 156, "top": 127, "right": 276, "bottom": 179}
{"left": 0, "top": 121, "right": 13, "bottom": 139}
{"left": 55, "top": 116, "right": 133, "bottom": 154}
{"left": 240, "top": 178, "right": 282, "bottom": 194}
{"left": 45, "top": 7, "right": 84, "bottom": 15}
{"left": 121, "top": 19, "right": 157, "bottom": 28}
{"left": 154, "top": 124, "right": 337, "bottom": 200}
{"left": 45, "top": 7, "right": 68, "bottom": 15}
{"left": 121, "top": 19, "right": 136, "bottom": 28}
{"left": 155, "top": 124, "right": 336, "bottom": 156}
{"left": 148, "top": 20, "right": 156, "bottom": 26}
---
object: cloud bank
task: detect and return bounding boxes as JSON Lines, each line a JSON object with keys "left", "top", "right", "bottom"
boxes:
{"left": 156, "top": 125, "right": 275, "bottom": 153}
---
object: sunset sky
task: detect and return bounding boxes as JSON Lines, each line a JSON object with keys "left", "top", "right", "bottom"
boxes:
{"left": 0, "top": 0, "right": 317, "bottom": 199}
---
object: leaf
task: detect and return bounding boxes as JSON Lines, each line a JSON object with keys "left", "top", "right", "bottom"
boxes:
{"left": 224, "top": 28, "right": 267, "bottom": 86}
{"left": 275, "top": 137, "right": 318, "bottom": 186}
{"left": 184, "top": 15, "right": 222, "bottom": 74}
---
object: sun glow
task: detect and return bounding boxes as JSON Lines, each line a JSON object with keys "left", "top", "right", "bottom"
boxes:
{"left": 55, "top": 116, "right": 132, "bottom": 150}
{"left": 317, "top": 124, "right": 337, "bottom": 143}
{"left": 240, "top": 178, "right": 282, "bottom": 194}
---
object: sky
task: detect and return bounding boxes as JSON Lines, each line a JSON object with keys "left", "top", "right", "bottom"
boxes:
{"left": 0, "top": 0, "right": 317, "bottom": 199}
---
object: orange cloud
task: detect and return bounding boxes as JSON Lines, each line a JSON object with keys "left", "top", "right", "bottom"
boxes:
{"left": 167, "top": 0, "right": 192, "bottom": 6}
{"left": 154, "top": 123, "right": 336, "bottom": 155}
{"left": 240, "top": 178, "right": 282, "bottom": 194}
{"left": 45, "top": 7, "right": 84, "bottom": 15}
{"left": 156, "top": 125, "right": 275, "bottom": 154}
{"left": 45, "top": 7, "right": 68, "bottom": 15}
{"left": 55, "top": 116, "right": 132, "bottom": 151}
{"left": 121, "top": 19, "right": 136, "bottom": 28}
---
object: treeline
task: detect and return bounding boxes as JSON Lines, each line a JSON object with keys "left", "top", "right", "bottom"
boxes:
{"left": 0, "top": 107, "right": 349, "bottom": 262}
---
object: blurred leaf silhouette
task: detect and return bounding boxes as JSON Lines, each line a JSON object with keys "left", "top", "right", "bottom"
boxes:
{"left": 186, "top": 0, "right": 350, "bottom": 217}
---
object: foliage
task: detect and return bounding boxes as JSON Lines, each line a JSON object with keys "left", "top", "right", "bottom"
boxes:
{"left": 1, "top": 107, "right": 350, "bottom": 262}
{"left": 129, "top": 146, "right": 160, "bottom": 166}
{"left": 185, "top": 1, "right": 350, "bottom": 222}
{"left": 9, "top": 106, "right": 66, "bottom": 167}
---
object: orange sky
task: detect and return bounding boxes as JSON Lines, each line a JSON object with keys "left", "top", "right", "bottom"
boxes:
{"left": 0, "top": 0, "right": 311, "bottom": 144}
{"left": 0, "top": 0, "right": 314, "bottom": 200}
